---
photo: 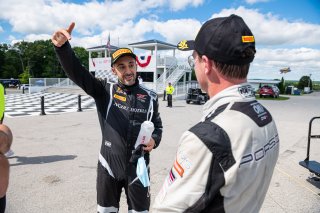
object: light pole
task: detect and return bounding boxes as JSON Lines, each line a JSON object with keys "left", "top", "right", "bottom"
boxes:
{"left": 308, "top": 74, "right": 312, "bottom": 88}
{"left": 11, "top": 47, "right": 25, "bottom": 73}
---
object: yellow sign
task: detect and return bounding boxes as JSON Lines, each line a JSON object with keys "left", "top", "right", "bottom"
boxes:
{"left": 177, "top": 40, "right": 189, "bottom": 50}
{"left": 112, "top": 48, "right": 133, "bottom": 59}
{"left": 114, "top": 94, "right": 126, "bottom": 102}
{"left": 242, "top": 36, "right": 255, "bottom": 43}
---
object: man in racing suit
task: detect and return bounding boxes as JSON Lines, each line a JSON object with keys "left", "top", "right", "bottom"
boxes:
{"left": 52, "top": 23, "right": 162, "bottom": 213}
{"left": 153, "top": 14, "right": 279, "bottom": 212}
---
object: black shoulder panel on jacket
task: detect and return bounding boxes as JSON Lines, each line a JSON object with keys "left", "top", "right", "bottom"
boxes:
{"left": 189, "top": 103, "right": 235, "bottom": 172}
{"left": 230, "top": 100, "right": 273, "bottom": 127}
{"left": 187, "top": 103, "right": 232, "bottom": 213}
{"left": 189, "top": 121, "right": 236, "bottom": 172}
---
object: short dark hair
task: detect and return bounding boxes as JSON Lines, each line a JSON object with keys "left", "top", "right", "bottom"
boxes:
{"left": 211, "top": 47, "right": 255, "bottom": 79}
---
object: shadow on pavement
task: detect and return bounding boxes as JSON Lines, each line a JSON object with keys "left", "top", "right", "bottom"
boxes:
{"left": 9, "top": 155, "right": 77, "bottom": 166}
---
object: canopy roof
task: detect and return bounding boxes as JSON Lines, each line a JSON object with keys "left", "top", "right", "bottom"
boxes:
{"left": 86, "top": 44, "right": 118, "bottom": 51}
{"left": 128, "top": 39, "right": 176, "bottom": 51}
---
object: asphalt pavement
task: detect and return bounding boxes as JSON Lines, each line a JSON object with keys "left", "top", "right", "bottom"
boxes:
{"left": 3, "top": 92, "right": 320, "bottom": 213}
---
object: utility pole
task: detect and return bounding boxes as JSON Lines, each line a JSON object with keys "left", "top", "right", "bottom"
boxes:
{"left": 12, "top": 47, "right": 25, "bottom": 73}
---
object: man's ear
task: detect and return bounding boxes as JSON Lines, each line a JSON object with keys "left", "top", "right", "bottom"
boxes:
{"left": 111, "top": 67, "right": 116, "bottom": 75}
{"left": 202, "top": 55, "right": 212, "bottom": 75}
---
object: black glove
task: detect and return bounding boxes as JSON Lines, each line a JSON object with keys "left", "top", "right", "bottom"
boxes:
{"left": 129, "top": 144, "right": 146, "bottom": 164}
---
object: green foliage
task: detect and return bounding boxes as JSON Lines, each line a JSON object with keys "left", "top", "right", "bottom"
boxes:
{"left": 256, "top": 95, "right": 289, "bottom": 101}
{"left": 298, "top": 75, "right": 312, "bottom": 90}
{"left": 18, "top": 69, "right": 31, "bottom": 84}
{"left": 191, "top": 69, "right": 197, "bottom": 80}
{"left": 73, "top": 47, "right": 89, "bottom": 69}
{"left": 0, "top": 39, "right": 89, "bottom": 79}
{"left": 313, "top": 82, "right": 320, "bottom": 90}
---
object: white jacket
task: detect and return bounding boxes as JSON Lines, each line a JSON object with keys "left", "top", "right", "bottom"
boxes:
{"left": 153, "top": 84, "right": 279, "bottom": 213}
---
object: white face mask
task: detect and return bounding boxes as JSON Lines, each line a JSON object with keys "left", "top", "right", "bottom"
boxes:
{"left": 136, "top": 157, "right": 150, "bottom": 187}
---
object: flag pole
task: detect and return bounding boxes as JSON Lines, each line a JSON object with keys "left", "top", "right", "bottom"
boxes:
{"left": 107, "top": 33, "right": 111, "bottom": 57}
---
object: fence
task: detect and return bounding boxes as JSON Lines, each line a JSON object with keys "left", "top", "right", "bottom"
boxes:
{"left": 28, "top": 78, "right": 201, "bottom": 99}
{"left": 28, "top": 78, "right": 76, "bottom": 93}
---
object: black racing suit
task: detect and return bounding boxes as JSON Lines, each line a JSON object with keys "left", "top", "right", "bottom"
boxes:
{"left": 55, "top": 42, "right": 163, "bottom": 212}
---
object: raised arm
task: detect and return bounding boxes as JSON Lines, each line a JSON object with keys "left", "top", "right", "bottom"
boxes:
{"left": 52, "top": 23, "right": 105, "bottom": 98}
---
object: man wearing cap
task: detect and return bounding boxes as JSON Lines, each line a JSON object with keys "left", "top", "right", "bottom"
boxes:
{"left": 52, "top": 23, "right": 162, "bottom": 213}
{"left": 153, "top": 14, "right": 279, "bottom": 212}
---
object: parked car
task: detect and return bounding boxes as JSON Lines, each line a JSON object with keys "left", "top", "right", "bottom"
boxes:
{"left": 186, "top": 88, "right": 209, "bottom": 104}
{"left": 20, "top": 84, "right": 29, "bottom": 90}
{"left": 258, "top": 85, "right": 280, "bottom": 98}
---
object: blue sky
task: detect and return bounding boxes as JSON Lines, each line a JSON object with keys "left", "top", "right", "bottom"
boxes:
{"left": 0, "top": 0, "right": 320, "bottom": 80}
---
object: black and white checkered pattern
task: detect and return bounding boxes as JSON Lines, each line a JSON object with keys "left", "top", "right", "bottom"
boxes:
{"left": 4, "top": 92, "right": 96, "bottom": 118}
{"left": 95, "top": 70, "right": 118, "bottom": 82}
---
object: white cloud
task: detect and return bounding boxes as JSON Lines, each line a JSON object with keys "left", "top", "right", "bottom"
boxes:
{"left": 0, "top": 0, "right": 206, "bottom": 38}
{"left": 210, "top": 6, "right": 320, "bottom": 46}
{"left": 1, "top": 2, "right": 320, "bottom": 80}
{"left": 203, "top": 7, "right": 320, "bottom": 80}
{"left": 0, "top": 0, "right": 166, "bottom": 36}
{"left": 153, "top": 19, "right": 201, "bottom": 44}
{"left": 0, "top": 26, "right": 3, "bottom": 33}
{"left": 24, "top": 33, "right": 52, "bottom": 42}
{"left": 168, "top": 0, "right": 204, "bottom": 11}
{"left": 250, "top": 47, "right": 320, "bottom": 80}
{"left": 3, "top": 2, "right": 319, "bottom": 47}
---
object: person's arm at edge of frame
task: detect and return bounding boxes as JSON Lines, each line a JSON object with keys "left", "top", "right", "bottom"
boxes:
{"left": 52, "top": 23, "right": 104, "bottom": 98}
{"left": 0, "top": 154, "right": 9, "bottom": 198}
{"left": 0, "top": 124, "right": 12, "bottom": 198}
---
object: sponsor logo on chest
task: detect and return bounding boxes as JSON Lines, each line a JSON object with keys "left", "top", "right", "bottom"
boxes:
{"left": 113, "top": 102, "right": 147, "bottom": 113}
{"left": 137, "top": 93, "right": 148, "bottom": 103}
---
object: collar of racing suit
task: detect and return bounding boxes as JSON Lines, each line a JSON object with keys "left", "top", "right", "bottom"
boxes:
{"left": 117, "top": 78, "right": 139, "bottom": 93}
{"left": 202, "top": 83, "right": 256, "bottom": 121}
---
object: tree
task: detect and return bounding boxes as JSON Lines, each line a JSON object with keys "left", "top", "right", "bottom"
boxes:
{"left": 191, "top": 68, "right": 197, "bottom": 80}
{"left": 1, "top": 39, "right": 93, "bottom": 79}
{"left": 73, "top": 46, "right": 89, "bottom": 69}
{"left": 18, "top": 69, "right": 31, "bottom": 84}
{"left": 298, "top": 75, "right": 312, "bottom": 90}
{"left": 1, "top": 49, "right": 21, "bottom": 79}
{"left": 0, "top": 44, "right": 8, "bottom": 77}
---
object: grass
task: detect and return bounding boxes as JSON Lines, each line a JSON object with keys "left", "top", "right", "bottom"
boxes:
{"left": 255, "top": 95, "right": 290, "bottom": 101}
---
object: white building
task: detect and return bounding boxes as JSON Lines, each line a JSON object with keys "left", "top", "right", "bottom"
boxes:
{"left": 248, "top": 79, "right": 281, "bottom": 91}
{"left": 86, "top": 39, "right": 192, "bottom": 94}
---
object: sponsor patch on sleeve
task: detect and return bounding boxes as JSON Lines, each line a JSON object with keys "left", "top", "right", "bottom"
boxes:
{"left": 173, "top": 159, "right": 184, "bottom": 177}
{"left": 242, "top": 36, "right": 255, "bottom": 43}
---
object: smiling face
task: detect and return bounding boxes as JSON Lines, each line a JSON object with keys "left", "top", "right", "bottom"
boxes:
{"left": 112, "top": 55, "right": 137, "bottom": 86}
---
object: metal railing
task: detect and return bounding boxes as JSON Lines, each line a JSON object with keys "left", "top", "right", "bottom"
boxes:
{"left": 28, "top": 78, "right": 76, "bottom": 93}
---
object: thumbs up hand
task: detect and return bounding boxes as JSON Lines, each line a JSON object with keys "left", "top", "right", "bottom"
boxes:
{"left": 52, "top": 22, "right": 75, "bottom": 47}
